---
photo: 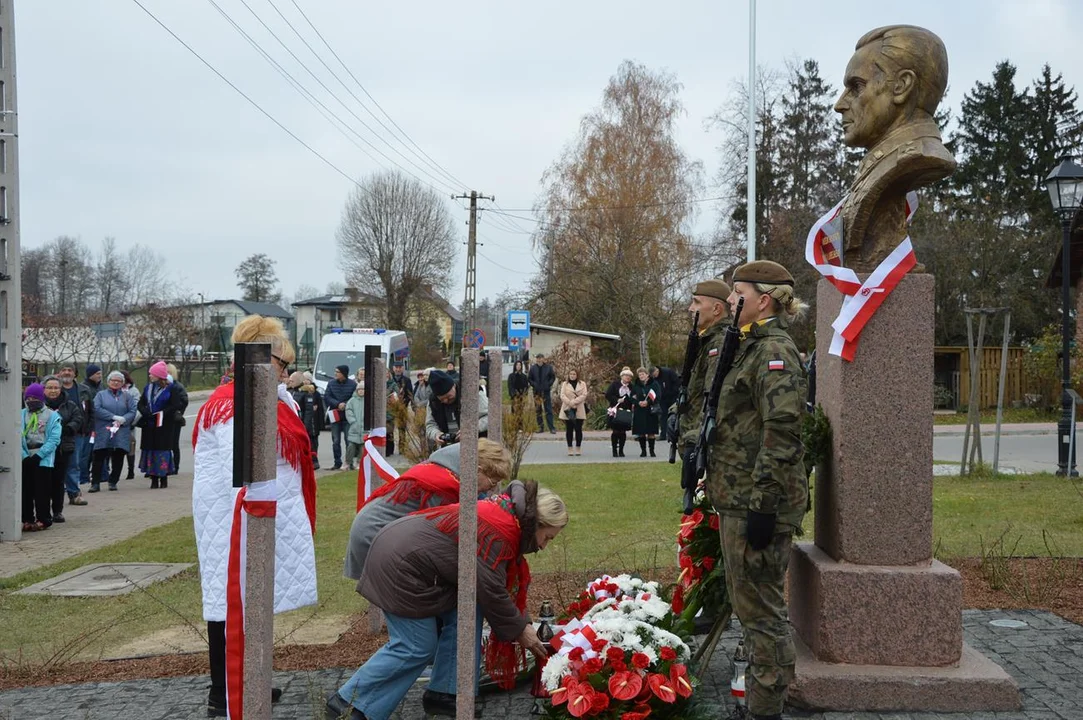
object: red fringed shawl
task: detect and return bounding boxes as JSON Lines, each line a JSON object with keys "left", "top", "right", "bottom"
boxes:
{"left": 194, "top": 382, "right": 317, "bottom": 535}
{"left": 419, "top": 495, "right": 530, "bottom": 688}
{"left": 359, "top": 461, "right": 460, "bottom": 512}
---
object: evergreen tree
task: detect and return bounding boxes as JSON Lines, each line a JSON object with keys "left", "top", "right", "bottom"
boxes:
{"left": 779, "top": 59, "right": 839, "bottom": 210}
{"left": 1026, "top": 64, "right": 1083, "bottom": 226}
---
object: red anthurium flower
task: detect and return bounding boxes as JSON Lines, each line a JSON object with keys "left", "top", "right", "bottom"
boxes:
{"left": 690, "top": 508, "right": 705, "bottom": 526}
{"left": 670, "top": 663, "right": 693, "bottom": 698}
{"left": 659, "top": 646, "right": 677, "bottom": 662}
{"left": 631, "top": 652, "right": 650, "bottom": 670}
{"left": 703, "top": 556, "right": 715, "bottom": 571}
{"left": 608, "top": 670, "right": 643, "bottom": 701}
{"left": 671, "top": 585, "right": 685, "bottom": 614}
{"left": 634, "top": 679, "right": 653, "bottom": 704}
{"left": 550, "top": 685, "right": 569, "bottom": 706}
{"left": 708, "top": 512, "right": 720, "bottom": 530}
{"left": 590, "top": 691, "right": 610, "bottom": 713}
{"left": 648, "top": 672, "right": 677, "bottom": 703}
{"left": 582, "top": 657, "right": 604, "bottom": 675}
{"left": 567, "top": 680, "right": 596, "bottom": 718}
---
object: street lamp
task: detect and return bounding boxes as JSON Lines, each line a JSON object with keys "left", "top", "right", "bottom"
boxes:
{"left": 1046, "top": 157, "right": 1083, "bottom": 476}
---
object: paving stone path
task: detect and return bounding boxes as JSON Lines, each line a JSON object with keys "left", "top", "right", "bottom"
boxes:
{"left": 1, "top": 609, "right": 1079, "bottom": 719}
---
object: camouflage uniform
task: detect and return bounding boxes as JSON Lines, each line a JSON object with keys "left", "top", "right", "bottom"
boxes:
{"left": 705, "top": 315, "right": 807, "bottom": 718}
{"left": 677, "top": 319, "right": 727, "bottom": 452}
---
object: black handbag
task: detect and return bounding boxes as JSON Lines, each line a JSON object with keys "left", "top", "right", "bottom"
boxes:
{"left": 564, "top": 407, "right": 578, "bottom": 421}
{"left": 612, "top": 407, "right": 633, "bottom": 429}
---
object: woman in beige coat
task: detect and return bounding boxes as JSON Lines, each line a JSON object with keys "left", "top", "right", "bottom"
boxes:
{"left": 558, "top": 369, "right": 589, "bottom": 456}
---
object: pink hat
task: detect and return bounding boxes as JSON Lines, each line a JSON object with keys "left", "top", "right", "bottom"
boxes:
{"left": 149, "top": 361, "right": 170, "bottom": 380}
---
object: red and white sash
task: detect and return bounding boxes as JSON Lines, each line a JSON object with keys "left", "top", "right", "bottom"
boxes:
{"left": 805, "top": 192, "right": 918, "bottom": 361}
{"left": 356, "top": 426, "right": 399, "bottom": 511}
{"left": 224, "top": 479, "right": 277, "bottom": 720}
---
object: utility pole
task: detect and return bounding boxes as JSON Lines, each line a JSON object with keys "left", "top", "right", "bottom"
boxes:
{"left": 0, "top": 0, "right": 22, "bottom": 543}
{"left": 453, "top": 191, "right": 493, "bottom": 341}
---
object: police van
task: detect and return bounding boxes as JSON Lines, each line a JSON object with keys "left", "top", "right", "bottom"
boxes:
{"left": 312, "top": 328, "right": 409, "bottom": 393}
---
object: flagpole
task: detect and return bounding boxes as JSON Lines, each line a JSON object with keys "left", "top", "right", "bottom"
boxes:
{"left": 747, "top": 0, "right": 757, "bottom": 262}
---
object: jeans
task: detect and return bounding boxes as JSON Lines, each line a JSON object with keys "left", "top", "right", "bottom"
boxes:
{"left": 535, "top": 391, "right": 554, "bottom": 432}
{"left": 67, "top": 435, "right": 89, "bottom": 494}
{"left": 75, "top": 434, "right": 92, "bottom": 486}
{"left": 330, "top": 420, "right": 349, "bottom": 467}
{"left": 337, "top": 608, "right": 482, "bottom": 720}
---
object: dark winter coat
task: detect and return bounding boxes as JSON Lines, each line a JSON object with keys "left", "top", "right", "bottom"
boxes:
{"left": 46, "top": 394, "right": 84, "bottom": 454}
{"left": 65, "top": 381, "right": 95, "bottom": 435}
{"left": 528, "top": 362, "right": 556, "bottom": 395}
{"left": 357, "top": 480, "right": 532, "bottom": 643}
{"left": 631, "top": 378, "right": 662, "bottom": 436}
{"left": 323, "top": 377, "right": 357, "bottom": 416}
{"left": 604, "top": 379, "right": 635, "bottom": 430}
{"left": 391, "top": 372, "right": 414, "bottom": 404}
{"left": 654, "top": 367, "right": 680, "bottom": 410}
{"left": 508, "top": 371, "right": 529, "bottom": 399}
{"left": 292, "top": 386, "right": 325, "bottom": 438}
{"left": 138, "top": 380, "right": 188, "bottom": 452}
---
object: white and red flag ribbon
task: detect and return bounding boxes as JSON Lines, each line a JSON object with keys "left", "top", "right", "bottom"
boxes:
{"left": 805, "top": 192, "right": 919, "bottom": 361}
{"left": 224, "top": 479, "right": 277, "bottom": 720}
{"left": 357, "top": 426, "right": 399, "bottom": 511}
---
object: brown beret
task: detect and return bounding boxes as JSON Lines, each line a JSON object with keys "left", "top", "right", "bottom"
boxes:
{"left": 732, "top": 260, "right": 794, "bottom": 287}
{"left": 692, "top": 277, "right": 731, "bottom": 302}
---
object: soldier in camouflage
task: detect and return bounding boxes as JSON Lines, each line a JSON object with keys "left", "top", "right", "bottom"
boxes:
{"left": 676, "top": 277, "right": 732, "bottom": 457}
{"left": 706, "top": 259, "right": 807, "bottom": 720}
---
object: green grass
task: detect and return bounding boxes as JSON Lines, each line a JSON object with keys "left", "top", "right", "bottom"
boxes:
{"left": 933, "top": 407, "right": 1059, "bottom": 425}
{"left": 1, "top": 463, "right": 1081, "bottom": 665}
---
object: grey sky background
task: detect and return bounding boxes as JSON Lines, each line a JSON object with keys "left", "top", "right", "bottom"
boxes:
{"left": 16, "top": 0, "right": 1082, "bottom": 314}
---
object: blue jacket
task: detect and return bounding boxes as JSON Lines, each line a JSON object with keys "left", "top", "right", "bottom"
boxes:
{"left": 323, "top": 378, "right": 358, "bottom": 416}
{"left": 92, "top": 387, "right": 138, "bottom": 451}
{"left": 21, "top": 407, "right": 62, "bottom": 468}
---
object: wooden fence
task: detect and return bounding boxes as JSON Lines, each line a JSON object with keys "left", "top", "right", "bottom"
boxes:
{"left": 934, "top": 346, "right": 1042, "bottom": 410}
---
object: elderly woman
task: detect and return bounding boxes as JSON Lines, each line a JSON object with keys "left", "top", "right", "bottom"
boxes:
{"left": 21, "top": 383, "right": 62, "bottom": 531}
{"left": 604, "top": 367, "right": 636, "bottom": 458}
{"left": 42, "top": 376, "right": 84, "bottom": 520}
{"left": 328, "top": 480, "right": 567, "bottom": 720}
{"left": 193, "top": 315, "right": 317, "bottom": 716}
{"left": 343, "top": 437, "right": 512, "bottom": 582}
{"left": 90, "top": 370, "right": 138, "bottom": 492}
{"left": 138, "top": 361, "right": 187, "bottom": 489}
{"left": 166, "top": 362, "right": 189, "bottom": 476}
{"left": 632, "top": 366, "right": 663, "bottom": 457}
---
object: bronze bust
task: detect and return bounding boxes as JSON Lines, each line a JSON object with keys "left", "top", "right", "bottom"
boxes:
{"left": 835, "top": 25, "right": 956, "bottom": 272}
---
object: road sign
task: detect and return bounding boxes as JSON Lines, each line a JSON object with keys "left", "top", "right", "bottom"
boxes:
{"left": 507, "top": 310, "right": 530, "bottom": 339}
{"left": 465, "top": 328, "right": 486, "bottom": 349}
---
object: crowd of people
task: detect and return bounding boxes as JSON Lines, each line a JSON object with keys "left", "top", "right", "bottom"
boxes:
{"left": 20, "top": 360, "right": 190, "bottom": 532}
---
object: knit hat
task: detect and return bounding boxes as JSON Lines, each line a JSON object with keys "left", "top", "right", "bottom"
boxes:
{"left": 149, "top": 361, "right": 169, "bottom": 380}
{"left": 732, "top": 260, "right": 794, "bottom": 287}
{"left": 692, "top": 277, "right": 732, "bottom": 301}
{"left": 620, "top": 366, "right": 634, "bottom": 378}
{"left": 303, "top": 371, "right": 315, "bottom": 385}
{"left": 85, "top": 364, "right": 102, "bottom": 379}
{"left": 24, "top": 383, "right": 45, "bottom": 402}
{"left": 428, "top": 370, "right": 455, "bottom": 396}
{"left": 335, "top": 364, "right": 350, "bottom": 377}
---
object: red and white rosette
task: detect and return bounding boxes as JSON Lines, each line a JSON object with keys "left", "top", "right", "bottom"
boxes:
{"left": 805, "top": 192, "right": 919, "bottom": 361}
{"left": 551, "top": 618, "right": 601, "bottom": 661}
{"left": 356, "top": 426, "right": 399, "bottom": 511}
{"left": 224, "top": 479, "right": 278, "bottom": 720}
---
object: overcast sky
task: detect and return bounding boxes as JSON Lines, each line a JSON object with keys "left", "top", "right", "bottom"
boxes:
{"left": 15, "top": 0, "right": 1083, "bottom": 314}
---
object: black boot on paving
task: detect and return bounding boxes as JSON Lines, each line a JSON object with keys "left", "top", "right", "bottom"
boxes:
{"left": 639, "top": 438, "right": 647, "bottom": 457}
{"left": 611, "top": 437, "right": 619, "bottom": 457}
{"left": 150, "top": 477, "right": 159, "bottom": 489}
{"left": 618, "top": 437, "right": 626, "bottom": 457}
{"left": 160, "top": 477, "right": 168, "bottom": 489}
{"left": 325, "top": 691, "right": 367, "bottom": 719}
{"left": 421, "top": 690, "right": 481, "bottom": 718}
{"left": 648, "top": 438, "right": 656, "bottom": 457}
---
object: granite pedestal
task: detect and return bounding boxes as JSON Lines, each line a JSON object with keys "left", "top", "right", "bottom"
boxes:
{"left": 788, "top": 276, "right": 1019, "bottom": 712}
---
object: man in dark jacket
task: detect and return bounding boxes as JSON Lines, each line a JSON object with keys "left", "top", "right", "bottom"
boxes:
{"left": 652, "top": 365, "right": 680, "bottom": 444}
{"left": 528, "top": 354, "right": 556, "bottom": 433}
{"left": 57, "top": 363, "right": 94, "bottom": 492}
{"left": 323, "top": 365, "right": 357, "bottom": 470}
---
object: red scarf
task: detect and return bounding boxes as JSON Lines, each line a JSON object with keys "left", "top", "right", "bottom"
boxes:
{"left": 194, "top": 382, "right": 317, "bottom": 534}
{"left": 419, "top": 495, "right": 529, "bottom": 688}
{"left": 359, "top": 461, "right": 460, "bottom": 512}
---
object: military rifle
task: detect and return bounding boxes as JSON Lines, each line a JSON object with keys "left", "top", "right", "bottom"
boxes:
{"left": 668, "top": 311, "right": 701, "bottom": 464}
{"left": 683, "top": 297, "right": 744, "bottom": 514}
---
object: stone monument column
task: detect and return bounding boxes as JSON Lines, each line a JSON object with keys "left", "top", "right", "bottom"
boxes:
{"left": 788, "top": 24, "right": 1018, "bottom": 712}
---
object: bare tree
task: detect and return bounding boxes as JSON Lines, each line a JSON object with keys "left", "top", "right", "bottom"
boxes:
{"left": 123, "top": 245, "right": 172, "bottom": 309}
{"left": 97, "top": 237, "right": 128, "bottom": 314}
{"left": 336, "top": 170, "right": 458, "bottom": 330}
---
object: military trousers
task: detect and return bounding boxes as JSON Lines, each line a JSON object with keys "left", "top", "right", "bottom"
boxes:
{"left": 720, "top": 514, "right": 796, "bottom": 716}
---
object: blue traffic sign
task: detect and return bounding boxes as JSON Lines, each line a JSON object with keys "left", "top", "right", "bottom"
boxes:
{"left": 507, "top": 310, "right": 531, "bottom": 339}
{"left": 466, "top": 328, "right": 486, "bottom": 349}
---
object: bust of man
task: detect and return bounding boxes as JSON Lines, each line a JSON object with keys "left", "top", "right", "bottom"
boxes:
{"left": 836, "top": 25, "right": 956, "bottom": 272}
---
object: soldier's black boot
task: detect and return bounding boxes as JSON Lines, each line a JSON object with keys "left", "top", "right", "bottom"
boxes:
{"left": 638, "top": 438, "right": 647, "bottom": 457}
{"left": 611, "top": 436, "right": 619, "bottom": 457}
{"left": 648, "top": 438, "right": 656, "bottom": 457}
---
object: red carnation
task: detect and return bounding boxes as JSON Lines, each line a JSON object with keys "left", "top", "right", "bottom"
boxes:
{"left": 590, "top": 691, "right": 610, "bottom": 713}
{"left": 608, "top": 670, "right": 643, "bottom": 701}
{"left": 659, "top": 646, "right": 677, "bottom": 661}
{"left": 606, "top": 646, "right": 626, "bottom": 664}
{"left": 590, "top": 636, "right": 608, "bottom": 652}
{"left": 648, "top": 672, "right": 677, "bottom": 703}
{"left": 621, "top": 712, "right": 651, "bottom": 720}
{"left": 582, "top": 657, "right": 604, "bottom": 675}
{"left": 631, "top": 652, "right": 650, "bottom": 669}
{"left": 568, "top": 646, "right": 585, "bottom": 662}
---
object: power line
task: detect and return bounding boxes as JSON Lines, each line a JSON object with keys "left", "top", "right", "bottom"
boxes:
{"left": 478, "top": 249, "right": 534, "bottom": 276}
{"left": 493, "top": 194, "right": 728, "bottom": 216}
{"left": 228, "top": 0, "right": 459, "bottom": 194}
{"left": 129, "top": 0, "right": 370, "bottom": 195}
{"left": 284, "top": 0, "right": 470, "bottom": 190}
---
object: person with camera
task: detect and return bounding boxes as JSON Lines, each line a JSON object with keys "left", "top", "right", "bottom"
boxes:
{"left": 632, "top": 367, "right": 663, "bottom": 457}
{"left": 424, "top": 369, "right": 488, "bottom": 448}
{"left": 558, "top": 369, "right": 588, "bottom": 456}
{"left": 604, "top": 367, "right": 635, "bottom": 458}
